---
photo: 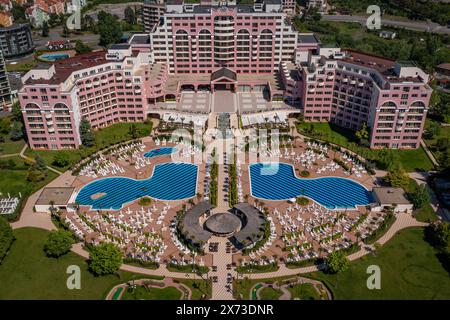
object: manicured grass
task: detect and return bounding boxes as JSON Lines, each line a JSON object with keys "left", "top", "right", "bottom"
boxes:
{"left": 258, "top": 286, "right": 282, "bottom": 300}
{"left": 0, "top": 228, "right": 148, "bottom": 299}
{"left": 6, "top": 61, "right": 38, "bottom": 72}
{"left": 0, "top": 157, "right": 58, "bottom": 195}
{"left": 121, "top": 285, "right": 182, "bottom": 300}
{"left": 296, "top": 122, "right": 434, "bottom": 172}
{"left": 236, "top": 228, "right": 450, "bottom": 300}
{"left": 287, "top": 283, "right": 320, "bottom": 300}
{"left": 306, "top": 228, "right": 450, "bottom": 299}
{"left": 24, "top": 122, "right": 152, "bottom": 171}
{"left": 0, "top": 139, "right": 25, "bottom": 155}
{"left": 176, "top": 278, "right": 212, "bottom": 300}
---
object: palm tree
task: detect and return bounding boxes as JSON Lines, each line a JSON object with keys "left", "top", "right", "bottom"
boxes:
{"left": 49, "top": 200, "right": 55, "bottom": 216}
{"left": 355, "top": 231, "right": 361, "bottom": 245}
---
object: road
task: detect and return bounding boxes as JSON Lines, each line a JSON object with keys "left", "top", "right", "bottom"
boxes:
{"left": 322, "top": 14, "right": 450, "bottom": 35}
{"left": 32, "top": 27, "right": 101, "bottom": 51}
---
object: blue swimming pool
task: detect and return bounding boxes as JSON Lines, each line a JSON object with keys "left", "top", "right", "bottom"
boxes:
{"left": 144, "top": 147, "right": 177, "bottom": 158}
{"left": 39, "top": 53, "right": 70, "bottom": 61}
{"left": 249, "top": 163, "right": 373, "bottom": 209}
{"left": 75, "top": 162, "right": 197, "bottom": 210}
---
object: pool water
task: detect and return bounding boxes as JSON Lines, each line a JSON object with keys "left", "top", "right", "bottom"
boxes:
{"left": 249, "top": 162, "right": 373, "bottom": 209}
{"left": 144, "top": 147, "right": 177, "bottom": 158}
{"left": 75, "top": 162, "right": 197, "bottom": 210}
{"left": 40, "top": 53, "right": 70, "bottom": 61}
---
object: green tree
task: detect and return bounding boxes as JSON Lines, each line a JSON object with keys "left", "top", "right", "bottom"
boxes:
{"left": 42, "top": 21, "right": 49, "bottom": 37}
{"left": 355, "top": 122, "right": 369, "bottom": 142}
{"left": 98, "top": 11, "right": 123, "bottom": 47}
{"left": 382, "top": 164, "right": 409, "bottom": 189}
{"left": 410, "top": 184, "right": 431, "bottom": 209}
{"left": 44, "top": 230, "right": 74, "bottom": 258}
{"left": 27, "top": 154, "right": 48, "bottom": 182}
{"left": 124, "top": 6, "right": 136, "bottom": 25}
{"left": 79, "top": 118, "right": 95, "bottom": 147}
{"left": 128, "top": 123, "right": 138, "bottom": 139}
{"left": 10, "top": 3, "right": 26, "bottom": 23}
{"left": 52, "top": 152, "right": 70, "bottom": 168}
{"left": 0, "top": 218, "right": 14, "bottom": 264}
{"left": 88, "top": 243, "right": 123, "bottom": 276}
{"left": 9, "top": 124, "right": 23, "bottom": 141}
{"left": 75, "top": 40, "right": 92, "bottom": 54}
{"left": 325, "top": 250, "right": 349, "bottom": 274}
{"left": 427, "top": 222, "right": 450, "bottom": 251}
{"left": 11, "top": 102, "right": 23, "bottom": 122}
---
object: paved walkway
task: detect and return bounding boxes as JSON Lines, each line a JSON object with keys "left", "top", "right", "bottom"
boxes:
{"left": 10, "top": 170, "right": 75, "bottom": 230}
{"left": 18, "top": 144, "right": 63, "bottom": 175}
{"left": 209, "top": 237, "right": 235, "bottom": 300}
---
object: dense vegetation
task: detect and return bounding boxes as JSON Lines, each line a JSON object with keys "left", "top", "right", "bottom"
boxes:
{"left": 88, "top": 243, "right": 123, "bottom": 276}
{"left": 329, "top": 0, "right": 450, "bottom": 26}
{"left": 0, "top": 218, "right": 14, "bottom": 264}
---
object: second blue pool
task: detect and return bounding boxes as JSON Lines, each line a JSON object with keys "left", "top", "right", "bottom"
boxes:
{"left": 144, "top": 147, "right": 177, "bottom": 158}
{"left": 249, "top": 162, "right": 373, "bottom": 209}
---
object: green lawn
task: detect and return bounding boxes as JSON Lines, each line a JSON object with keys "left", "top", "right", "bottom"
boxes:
{"left": 176, "top": 278, "right": 212, "bottom": 300}
{"left": 121, "top": 285, "right": 182, "bottom": 300}
{"left": 6, "top": 61, "right": 38, "bottom": 73}
{"left": 0, "top": 140, "right": 25, "bottom": 155}
{"left": 297, "top": 122, "right": 434, "bottom": 172}
{"left": 0, "top": 157, "right": 58, "bottom": 196}
{"left": 287, "top": 283, "right": 321, "bottom": 300}
{"left": 24, "top": 122, "right": 152, "bottom": 171}
{"left": 306, "top": 228, "right": 450, "bottom": 299}
{"left": 258, "top": 286, "right": 283, "bottom": 300}
{"left": 0, "top": 228, "right": 149, "bottom": 299}
{"left": 235, "top": 228, "right": 450, "bottom": 300}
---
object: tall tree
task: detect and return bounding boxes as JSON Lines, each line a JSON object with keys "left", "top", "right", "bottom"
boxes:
{"left": 124, "top": 6, "right": 136, "bottom": 25}
{"left": 42, "top": 21, "right": 49, "bottom": 37}
{"left": 98, "top": 11, "right": 123, "bottom": 47}
{"left": 79, "top": 118, "right": 95, "bottom": 147}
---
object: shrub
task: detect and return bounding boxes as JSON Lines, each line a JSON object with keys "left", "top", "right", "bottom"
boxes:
{"left": 88, "top": 243, "right": 123, "bottom": 276}
{"left": 296, "top": 197, "right": 310, "bottom": 206}
{"left": 138, "top": 197, "right": 152, "bottom": 206}
{"left": 300, "top": 170, "right": 310, "bottom": 177}
{"left": 44, "top": 229, "right": 75, "bottom": 258}
{"left": 325, "top": 250, "right": 349, "bottom": 274}
{"left": 0, "top": 218, "right": 15, "bottom": 264}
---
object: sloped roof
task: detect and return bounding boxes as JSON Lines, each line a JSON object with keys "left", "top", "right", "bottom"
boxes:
{"left": 211, "top": 67, "right": 237, "bottom": 81}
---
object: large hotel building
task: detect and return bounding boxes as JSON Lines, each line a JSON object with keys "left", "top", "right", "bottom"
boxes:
{"left": 19, "top": 0, "right": 431, "bottom": 150}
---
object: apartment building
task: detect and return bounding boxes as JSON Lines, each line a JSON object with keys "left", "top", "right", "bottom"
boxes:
{"left": 296, "top": 47, "right": 432, "bottom": 149}
{"left": 0, "top": 49, "right": 12, "bottom": 108}
{"left": 150, "top": 0, "right": 298, "bottom": 75}
{"left": 18, "top": 0, "right": 431, "bottom": 151}
{"left": 0, "top": 23, "right": 34, "bottom": 58}
{"left": 18, "top": 42, "right": 167, "bottom": 150}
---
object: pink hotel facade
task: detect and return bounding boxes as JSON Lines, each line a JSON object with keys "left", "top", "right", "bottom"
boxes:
{"left": 19, "top": 0, "right": 431, "bottom": 150}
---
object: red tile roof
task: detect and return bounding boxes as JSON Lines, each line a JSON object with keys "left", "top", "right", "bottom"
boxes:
{"left": 25, "top": 51, "right": 109, "bottom": 85}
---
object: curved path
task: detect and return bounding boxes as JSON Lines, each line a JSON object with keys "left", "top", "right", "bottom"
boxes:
{"left": 252, "top": 276, "right": 332, "bottom": 300}
{"left": 105, "top": 277, "right": 192, "bottom": 300}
